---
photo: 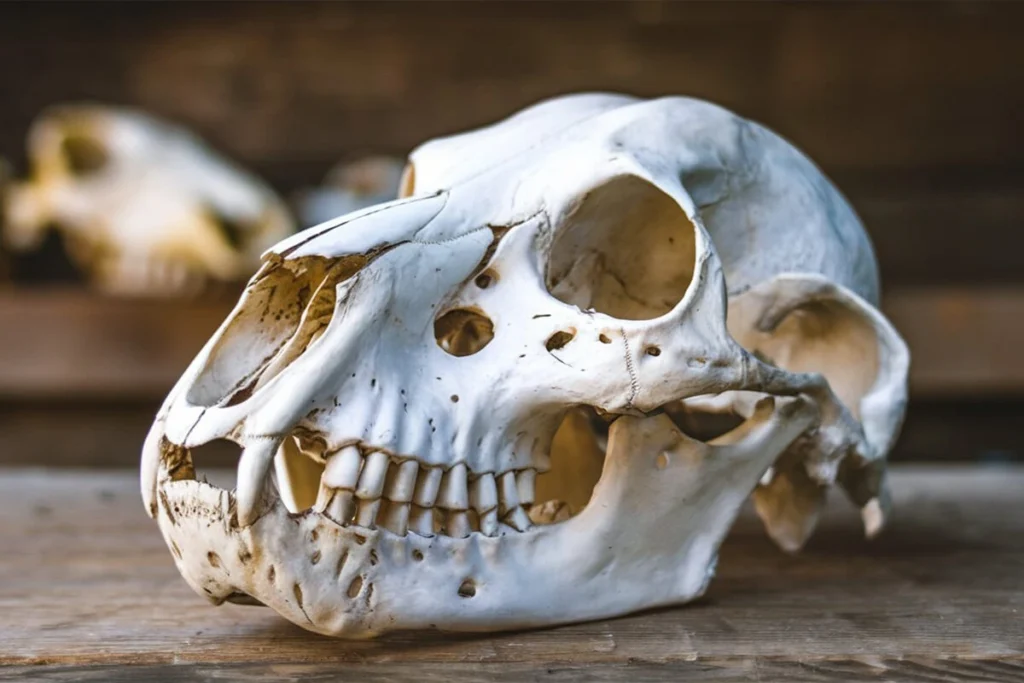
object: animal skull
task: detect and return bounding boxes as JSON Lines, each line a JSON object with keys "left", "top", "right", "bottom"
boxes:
{"left": 295, "top": 155, "right": 406, "bottom": 228}
{"left": 141, "top": 94, "right": 909, "bottom": 636}
{"left": 3, "top": 105, "right": 293, "bottom": 295}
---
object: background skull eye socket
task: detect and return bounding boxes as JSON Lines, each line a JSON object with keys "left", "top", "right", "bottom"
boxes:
{"left": 211, "top": 213, "right": 249, "bottom": 250}
{"left": 546, "top": 174, "right": 697, "bottom": 320}
{"left": 434, "top": 308, "right": 495, "bottom": 356}
{"left": 61, "top": 134, "right": 108, "bottom": 176}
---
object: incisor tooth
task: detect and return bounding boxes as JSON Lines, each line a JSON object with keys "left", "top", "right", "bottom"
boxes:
{"left": 236, "top": 438, "right": 282, "bottom": 527}
{"left": 438, "top": 463, "right": 469, "bottom": 510}
{"left": 356, "top": 498, "right": 382, "bottom": 528}
{"left": 325, "top": 489, "right": 356, "bottom": 525}
{"left": 383, "top": 502, "right": 410, "bottom": 536}
{"left": 497, "top": 471, "right": 518, "bottom": 513}
{"left": 470, "top": 473, "right": 498, "bottom": 513}
{"left": 356, "top": 451, "right": 389, "bottom": 499}
{"left": 446, "top": 510, "right": 472, "bottom": 538}
{"left": 413, "top": 466, "right": 443, "bottom": 507}
{"left": 409, "top": 505, "right": 435, "bottom": 536}
{"left": 516, "top": 469, "right": 536, "bottom": 506}
{"left": 323, "top": 445, "right": 363, "bottom": 489}
{"left": 479, "top": 508, "right": 499, "bottom": 536}
{"left": 385, "top": 460, "right": 418, "bottom": 503}
{"left": 503, "top": 505, "right": 533, "bottom": 532}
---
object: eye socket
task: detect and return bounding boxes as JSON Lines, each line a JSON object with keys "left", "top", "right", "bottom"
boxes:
{"left": 434, "top": 308, "right": 495, "bottom": 356}
{"left": 61, "top": 134, "right": 108, "bottom": 176}
{"left": 546, "top": 175, "right": 697, "bottom": 320}
{"left": 211, "top": 213, "right": 250, "bottom": 251}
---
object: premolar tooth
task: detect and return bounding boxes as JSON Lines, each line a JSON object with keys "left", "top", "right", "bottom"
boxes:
{"left": 446, "top": 510, "right": 471, "bottom": 538}
{"left": 383, "top": 501, "right": 410, "bottom": 535}
{"left": 386, "top": 460, "right": 419, "bottom": 503}
{"left": 413, "top": 466, "right": 443, "bottom": 507}
{"left": 356, "top": 451, "right": 389, "bottom": 499}
{"left": 236, "top": 438, "right": 282, "bottom": 526}
{"left": 323, "top": 445, "right": 363, "bottom": 490}
{"left": 437, "top": 463, "right": 469, "bottom": 510}
{"left": 409, "top": 505, "right": 435, "bottom": 536}
{"left": 479, "top": 508, "right": 499, "bottom": 536}
{"left": 516, "top": 469, "right": 536, "bottom": 506}
{"left": 470, "top": 473, "right": 498, "bottom": 513}
{"left": 497, "top": 471, "right": 519, "bottom": 514}
{"left": 356, "top": 498, "right": 382, "bottom": 528}
{"left": 325, "top": 489, "right": 356, "bottom": 525}
{"left": 503, "top": 505, "right": 533, "bottom": 532}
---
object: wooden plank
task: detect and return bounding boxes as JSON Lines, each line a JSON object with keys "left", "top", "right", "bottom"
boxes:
{"left": 0, "top": 287, "right": 1021, "bottom": 400}
{"left": 0, "top": 465, "right": 1021, "bottom": 679}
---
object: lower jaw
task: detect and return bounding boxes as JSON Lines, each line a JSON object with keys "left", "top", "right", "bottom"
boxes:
{"left": 154, "top": 400, "right": 811, "bottom": 637}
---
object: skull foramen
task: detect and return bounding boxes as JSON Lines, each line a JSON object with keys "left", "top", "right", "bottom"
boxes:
{"left": 142, "top": 94, "right": 909, "bottom": 637}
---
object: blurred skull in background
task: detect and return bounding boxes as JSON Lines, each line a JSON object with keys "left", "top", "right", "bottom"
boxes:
{"left": 3, "top": 104, "right": 294, "bottom": 296}
{"left": 295, "top": 155, "right": 406, "bottom": 228}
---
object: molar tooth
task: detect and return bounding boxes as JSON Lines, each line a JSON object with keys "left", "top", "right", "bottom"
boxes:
{"left": 445, "top": 510, "right": 471, "bottom": 538}
{"left": 529, "top": 500, "right": 572, "bottom": 525}
{"left": 355, "top": 498, "right": 382, "bottom": 528}
{"left": 409, "top": 505, "right": 435, "bottom": 537}
{"left": 323, "top": 445, "right": 363, "bottom": 490}
{"left": 236, "top": 438, "right": 282, "bottom": 526}
{"left": 479, "top": 508, "right": 499, "bottom": 537}
{"left": 497, "top": 471, "right": 519, "bottom": 514}
{"left": 383, "top": 502, "right": 410, "bottom": 536}
{"left": 413, "top": 466, "right": 443, "bottom": 507}
{"left": 356, "top": 451, "right": 389, "bottom": 499}
{"left": 437, "top": 463, "right": 469, "bottom": 510}
{"left": 386, "top": 459, "right": 419, "bottom": 503}
{"left": 469, "top": 473, "right": 498, "bottom": 513}
{"left": 516, "top": 469, "right": 536, "bottom": 506}
{"left": 503, "top": 505, "right": 533, "bottom": 532}
{"left": 324, "top": 489, "right": 356, "bottom": 525}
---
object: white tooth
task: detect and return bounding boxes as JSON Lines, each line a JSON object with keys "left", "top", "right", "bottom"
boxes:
{"left": 356, "top": 451, "right": 389, "bottom": 499}
{"left": 383, "top": 502, "right": 410, "bottom": 535}
{"left": 323, "top": 445, "right": 363, "bottom": 489}
{"left": 503, "top": 505, "right": 533, "bottom": 532}
{"left": 385, "top": 460, "right": 419, "bottom": 503}
{"left": 413, "top": 467, "right": 443, "bottom": 507}
{"left": 529, "top": 500, "right": 572, "bottom": 525}
{"left": 237, "top": 438, "right": 282, "bottom": 526}
{"left": 355, "top": 498, "right": 382, "bottom": 528}
{"left": 497, "top": 471, "right": 518, "bottom": 514}
{"left": 446, "top": 510, "right": 471, "bottom": 538}
{"left": 325, "top": 489, "right": 356, "bottom": 525}
{"left": 470, "top": 473, "right": 498, "bottom": 513}
{"left": 438, "top": 463, "right": 469, "bottom": 510}
{"left": 140, "top": 421, "right": 164, "bottom": 518}
{"left": 479, "top": 508, "right": 499, "bottom": 536}
{"left": 516, "top": 469, "right": 536, "bottom": 506}
{"left": 409, "top": 505, "right": 435, "bottom": 536}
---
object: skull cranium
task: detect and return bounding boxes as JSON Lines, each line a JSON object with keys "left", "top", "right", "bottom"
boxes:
{"left": 4, "top": 104, "right": 293, "bottom": 295}
{"left": 141, "top": 94, "right": 909, "bottom": 636}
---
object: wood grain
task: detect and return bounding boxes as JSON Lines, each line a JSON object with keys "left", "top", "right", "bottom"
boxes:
{"left": 0, "top": 466, "right": 1021, "bottom": 681}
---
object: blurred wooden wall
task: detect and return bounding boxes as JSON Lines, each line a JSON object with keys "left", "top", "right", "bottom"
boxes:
{"left": 0, "top": 1, "right": 1022, "bottom": 467}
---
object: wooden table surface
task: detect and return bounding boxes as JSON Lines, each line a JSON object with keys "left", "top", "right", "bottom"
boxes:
{"left": 1, "top": 466, "right": 1021, "bottom": 682}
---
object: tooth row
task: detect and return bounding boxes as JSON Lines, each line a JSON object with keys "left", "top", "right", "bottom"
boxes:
{"left": 314, "top": 448, "right": 540, "bottom": 537}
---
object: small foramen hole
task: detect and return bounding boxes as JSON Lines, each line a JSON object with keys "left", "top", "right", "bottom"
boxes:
{"left": 451, "top": 394, "right": 459, "bottom": 403}
{"left": 347, "top": 575, "right": 364, "bottom": 598}
{"left": 474, "top": 270, "right": 497, "bottom": 289}
{"left": 598, "top": 333, "right": 612, "bottom": 344}
{"left": 207, "top": 551, "right": 221, "bottom": 568}
{"left": 545, "top": 330, "right": 576, "bottom": 352}
{"left": 655, "top": 452, "right": 670, "bottom": 470}
{"left": 645, "top": 345, "right": 661, "bottom": 357}
{"left": 412, "top": 549, "right": 424, "bottom": 562}
{"left": 457, "top": 579, "right": 477, "bottom": 598}
{"left": 435, "top": 308, "right": 495, "bottom": 356}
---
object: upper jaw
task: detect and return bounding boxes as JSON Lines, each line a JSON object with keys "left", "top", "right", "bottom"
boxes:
{"left": 146, "top": 394, "right": 815, "bottom": 637}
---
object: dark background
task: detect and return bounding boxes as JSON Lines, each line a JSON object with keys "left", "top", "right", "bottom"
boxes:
{"left": 1, "top": 1, "right": 1022, "bottom": 466}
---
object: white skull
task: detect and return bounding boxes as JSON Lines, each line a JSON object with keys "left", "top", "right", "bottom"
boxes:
{"left": 3, "top": 105, "right": 293, "bottom": 295}
{"left": 141, "top": 94, "right": 909, "bottom": 637}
